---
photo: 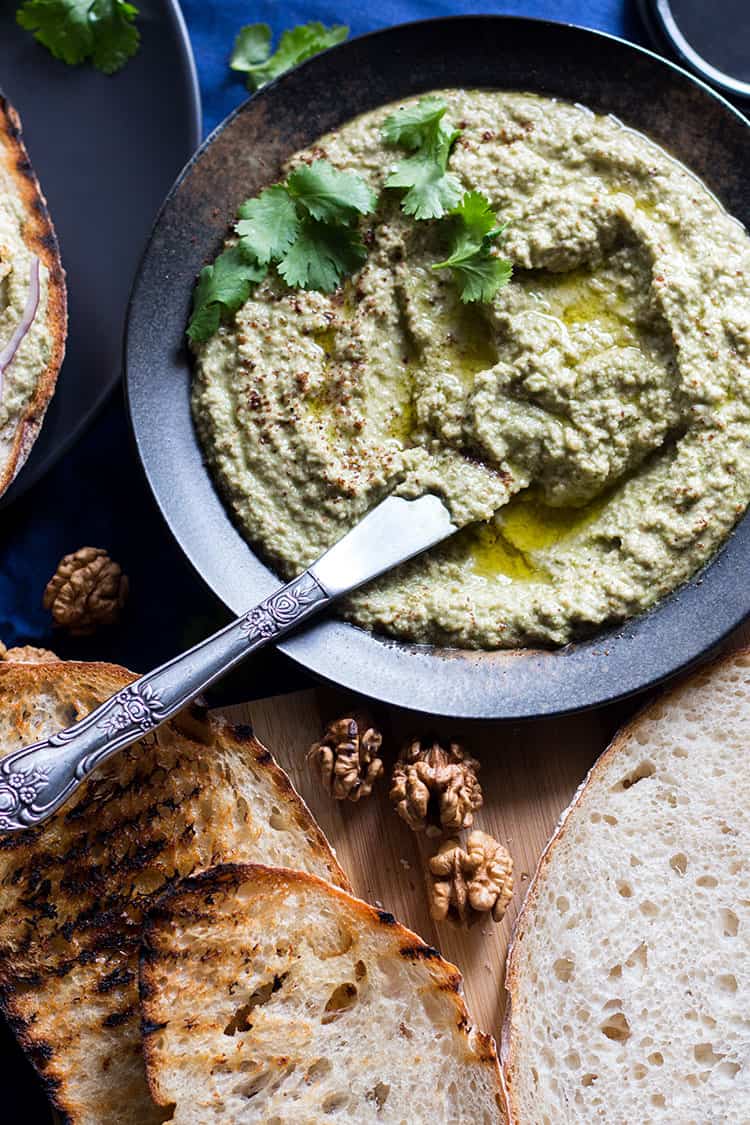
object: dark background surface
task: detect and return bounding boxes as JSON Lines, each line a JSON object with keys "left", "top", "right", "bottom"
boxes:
{"left": 0, "top": 0, "right": 745, "bottom": 1119}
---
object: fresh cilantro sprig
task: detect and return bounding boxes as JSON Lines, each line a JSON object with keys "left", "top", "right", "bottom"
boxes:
{"left": 230, "top": 21, "right": 348, "bottom": 91}
{"left": 433, "top": 191, "right": 513, "bottom": 303}
{"left": 16, "top": 0, "right": 140, "bottom": 74}
{"left": 188, "top": 160, "right": 376, "bottom": 343}
{"left": 381, "top": 96, "right": 463, "bottom": 220}
{"left": 187, "top": 246, "right": 267, "bottom": 345}
{"left": 382, "top": 99, "right": 512, "bottom": 302}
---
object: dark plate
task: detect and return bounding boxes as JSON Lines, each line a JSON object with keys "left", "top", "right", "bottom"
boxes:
{"left": 0, "top": 0, "right": 201, "bottom": 505}
{"left": 126, "top": 16, "right": 750, "bottom": 719}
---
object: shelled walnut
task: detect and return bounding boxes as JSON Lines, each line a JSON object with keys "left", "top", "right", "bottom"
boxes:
{"left": 429, "top": 830, "right": 514, "bottom": 926}
{"left": 390, "top": 737, "right": 482, "bottom": 836}
{"left": 44, "top": 547, "right": 128, "bottom": 635}
{"left": 0, "top": 641, "right": 59, "bottom": 664}
{"left": 308, "top": 713, "right": 384, "bottom": 801}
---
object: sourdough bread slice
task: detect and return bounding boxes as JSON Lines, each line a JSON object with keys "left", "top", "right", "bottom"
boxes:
{"left": 0, "top": 661, "right": 348, "bottom": 1125}
{"left": 502, "top": 648, "right": 750, "bottom": 1123}
{"left": 0, "top": 95, "right": 66, "bottom": 495}
{"left": 141, "top": 863, "right": 507, "bottom": 1124}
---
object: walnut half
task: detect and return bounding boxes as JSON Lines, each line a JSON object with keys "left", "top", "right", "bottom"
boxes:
{"left": 429, "top": 830, "right": 514, "bottom": 927}
{"left": 390, "top": 737, "right": 482, "bottom": 837}
{"left": 44, "top": 547, "right": 128, "bottom": 635}
{"left": 308, "top": 713, "right": 384, "bottom": 801}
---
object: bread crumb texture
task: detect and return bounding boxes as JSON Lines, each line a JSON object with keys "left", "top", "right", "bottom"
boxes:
{"left": 141, "top": 865, "right": 506, "bottom": 1123}
{"left": 503, "top": 650, "right": 750, "bottom": 1123}
{"left": 0, "top": 662, "right": 346, "bottom": 1125}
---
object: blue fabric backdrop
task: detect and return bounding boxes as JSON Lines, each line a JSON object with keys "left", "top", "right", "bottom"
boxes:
{"left": 0, "top": 0, "right": 649, "bottom": 696}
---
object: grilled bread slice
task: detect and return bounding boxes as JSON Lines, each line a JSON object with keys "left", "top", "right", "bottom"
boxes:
{"left": 502, "top": 648, "right": 750, "bottom": 1122}
{"left": 0, "top": 95, "right": 66, "bottom": 495}
{"left": 0, "top": 661, "right": 348, "bottom": 1125}
{"left": 141, "top": 863, "right": 507, "bottom": 1124}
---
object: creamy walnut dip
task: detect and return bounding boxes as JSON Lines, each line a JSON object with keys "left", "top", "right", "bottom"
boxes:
{"left": 192, "top": 91, "right": 750, "bottom": 649}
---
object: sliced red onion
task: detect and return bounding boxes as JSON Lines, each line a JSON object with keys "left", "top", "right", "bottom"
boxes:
{"left": 0, "top": 255, "right": 41, "bottom": 400}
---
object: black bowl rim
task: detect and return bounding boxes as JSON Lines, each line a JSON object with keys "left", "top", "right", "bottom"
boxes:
{"left": 125, "top": 14, "right": 750, "bottom": 720}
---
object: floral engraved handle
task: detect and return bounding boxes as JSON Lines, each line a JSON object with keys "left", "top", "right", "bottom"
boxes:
{"left": 0, "top": 493, "right": 458, "bottom": 832}
{"left": 0, "top": 570, "right": 331, "bottom": 831}
{"left": 240, "top": 572, "right": 326, "bottom": 643}
{"left": 0, "top": 680, "right": 171, "bottom": 830}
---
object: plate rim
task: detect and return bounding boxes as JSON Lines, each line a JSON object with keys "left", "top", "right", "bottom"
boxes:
{"left": 637, "top": 0, "right": 750, "bottom": 100}
{"left": 125, "top": 14, "right": 750, "bottom": 719}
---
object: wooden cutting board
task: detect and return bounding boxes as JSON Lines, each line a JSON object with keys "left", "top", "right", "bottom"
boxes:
{"left": 222, "top": 685, "right": 634, "bottom": 1044}
{"left": 225, "top": 624, "right": 750, "bottom": 1046}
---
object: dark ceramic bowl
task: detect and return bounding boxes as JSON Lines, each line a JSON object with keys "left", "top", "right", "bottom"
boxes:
{"left": 126, "top": 16, "right": 750, "bottom": 719}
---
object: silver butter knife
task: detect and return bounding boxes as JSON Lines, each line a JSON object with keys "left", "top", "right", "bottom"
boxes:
{"left": 0, "top": 494, "right": 457, "bottom": 831}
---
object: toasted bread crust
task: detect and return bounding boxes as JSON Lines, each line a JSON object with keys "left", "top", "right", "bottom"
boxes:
{"left": 501, "top": 646, "right": 750, "bottom": 1119}
{"left": 0, "top": 662, "right": 348, "bottom": 1124}
{"left": 0, "top": 95, "right": 66, "bottom": 495}
{"left": 141, "top": 862, "right": 507, "bottom": 1117}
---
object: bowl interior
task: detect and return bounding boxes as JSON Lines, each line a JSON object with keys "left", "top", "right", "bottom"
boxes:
{"left": 126, "top": 16, "right": 750, "bottom": 719}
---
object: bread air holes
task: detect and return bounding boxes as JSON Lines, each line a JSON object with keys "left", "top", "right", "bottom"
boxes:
{"left": 600, "top": 1009, "right": 631, "bottom": 1044}
{"left": 321, "top": 981, "right": 358, "bottom": 1024}
{"left": 613, "top": 760, "right": 656, "bottom": 791}
{"left": 670, "top": 853, "right": 688, "bottom": 876}
{"left": 305, "top": 1058, "right": 332, "bottom": 1084}
{"left": 321, "top": 1092, "right": 350, "bottom": 1114}
{"left": 694, "top": 1043, "right": 724, "bottom": 1066}
{"left": 366, "top": 1082, "right": 390, "bottom": 1111}
{"left": 553, "top": 957, "right": 575, "bottom": 982}
{"left": 717, "top": 973, "right": 738, "bottom": 994}
{"left": 223, "top": 973, "right": 287, "bottom": 1036}
{"left": 269, "top": 805, "right": 286, "bottom": 830}
{"left": 719, "top": 908, "right": 739, "bottom": 937}
{"left": 626, "top": 942, "right": 648, "bottom": 972}
{"left": 235, "top": 1061, "right": 295, "bottom": 1101}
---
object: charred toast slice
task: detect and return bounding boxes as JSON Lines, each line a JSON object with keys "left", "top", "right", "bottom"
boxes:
{"left": 140, "top": 863, "right": 507, "bottom": 1124}
{"left": 0, "top": 661, "right": 348, "bottom": 1124}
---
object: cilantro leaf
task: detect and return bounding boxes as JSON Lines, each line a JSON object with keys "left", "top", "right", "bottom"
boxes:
{"left": 447, "top": 190, "right": 503, "bottom": 245}
{"left": 229, "top": 23, "right": 272, "bottom": 70}
{"left": 439, "top": 251, "right": 513, "bottom": 304}
{"left": 386, "top": 153, "right": 463, "bottom": 221}
{"left": 434, "top": 192, "right": 513, "bottom": 303}
{"left": 189, "top": 162, "right": 374, "bottom": 342}
{"left": 16, "top": 0, "right": 140, "bottom": 74}
{"left": 236, "top": 185, "right": 300, "bottom": 266}
{"left": 187, "top": 245, "right": 267, "bottom": 344}
{"left": 381, "top": 95, "right": 452, "bottom": 149}
{"left": 382, "top": 96, "right": 463, "bottom": 220}
{"left": 230, "top": 21, "right": 348, "bottom": 91}
{"left": 278, "top": 219, "right": 367, "bottom": 293}
{"left": 286, "top": 160, "right": 377, "bottom": 224}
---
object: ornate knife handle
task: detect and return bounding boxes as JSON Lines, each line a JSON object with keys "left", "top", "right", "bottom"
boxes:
{"left": 0, "top": 572, "right": 328, "bottom": 831}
